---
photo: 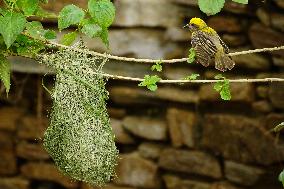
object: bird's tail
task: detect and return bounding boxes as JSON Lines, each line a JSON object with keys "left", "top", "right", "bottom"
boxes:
{"left": 215, "top": 51, "right": 235, "bottom": 72}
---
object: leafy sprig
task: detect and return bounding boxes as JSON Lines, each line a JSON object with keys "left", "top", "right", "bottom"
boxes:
{"left": 184, "top": 73, "right": 200, "bottom": 80}
{"left": 26, "top": 21, "right": 56, "bottom": 40}
{"left": 0, "top": 0, "right": 117, "bottom": 93}
{"left": 138, "top": 75, "right": 161, "bottom": 91}
{"left": 151, "top": 60, "right": 163, "bottom": 72}
{"left": 213, "top": 74, "right": 231, "bottom": 101}
{"left": 58, "top": 0, "right": 115, "bottom": 47}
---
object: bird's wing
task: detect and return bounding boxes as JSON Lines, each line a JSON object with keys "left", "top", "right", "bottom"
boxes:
{"left": 191, "top": 31, "right": 217, "bottom": 67}
{"left": 217, "top": 35, "right": 230, "bottom": 54}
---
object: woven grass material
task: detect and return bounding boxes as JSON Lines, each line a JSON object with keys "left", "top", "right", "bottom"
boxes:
{"left": 40, "top": 41, "right": 118, "bottom": 186}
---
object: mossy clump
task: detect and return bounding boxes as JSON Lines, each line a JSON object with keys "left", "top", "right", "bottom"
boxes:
{"left": 40, "top": 42, "right": 118, "bottom": 186}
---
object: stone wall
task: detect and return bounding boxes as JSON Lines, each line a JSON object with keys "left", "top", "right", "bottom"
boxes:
{"left": 1, "top": 0, "right": 284, "bottom": 189}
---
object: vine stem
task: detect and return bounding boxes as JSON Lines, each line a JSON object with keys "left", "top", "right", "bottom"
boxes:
{"left": 47, "top": 40, "right": 284, "bottom": 64}
{"left": 10, "top": 49, "right": 284, "bottom": 84}
{"left": 103, "top": 74, "right": 284, "bottom": 83}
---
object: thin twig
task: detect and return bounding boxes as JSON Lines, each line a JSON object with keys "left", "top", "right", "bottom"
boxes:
{"left": 47, "top": 40, "right": 284, "bottom": 64}
{"left": 103, "top": 74, "right": 284, "bottom": 83}
{"left": 10, "top": 51, "right": 284, "bottom": 84}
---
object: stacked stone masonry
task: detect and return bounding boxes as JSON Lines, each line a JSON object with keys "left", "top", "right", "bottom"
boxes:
{"left": 1, "top": 0, "right": 284, "bottom": 189}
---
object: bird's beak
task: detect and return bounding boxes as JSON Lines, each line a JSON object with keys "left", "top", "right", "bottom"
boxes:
{"left": 183, "top": 23, "right": 189, "bottom": 28}
{"left": 183, "top": 23, "right": 193, "bottom": 30}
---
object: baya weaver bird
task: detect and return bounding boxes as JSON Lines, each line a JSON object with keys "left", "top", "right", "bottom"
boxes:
{"left": 185, "top": 17, "right": 235, "bottom": 72}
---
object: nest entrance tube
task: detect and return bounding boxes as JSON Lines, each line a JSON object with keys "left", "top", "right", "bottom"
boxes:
{"left": 40, "top": 42, "right": 118, "bottom": 186}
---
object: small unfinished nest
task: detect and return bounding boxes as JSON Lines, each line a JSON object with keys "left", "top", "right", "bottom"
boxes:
{"left": 40, "top": 41, "right": 118, "bottom": 186}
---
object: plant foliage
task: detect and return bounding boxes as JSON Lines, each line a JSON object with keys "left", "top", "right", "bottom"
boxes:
{"left": 60, "top": 31, "right": 78, "bottom": 46}
{"left": 0, "top": 12, "right": 26, "bottom": 48}
{"left": 0, "top": 0, "right": 116, "bottom": 93}
{"left": 198, "top": 0, "right": 248, "bottom": 15}
{"left": 184, "top": 73, "right": 200, "bottom": 80}
{"left": 17, "top": 0, "right": 39, "bottom": 16}
{"left": 26, "top": 21, "right": 56, "bottom": 40}
{"left": 213, "top": 74, "right": 231, "bottom": 100}
{"left": 138, "top": 75, "right": 161, "bottom": 91}
{"left": 88, "top": 0, "right": 115, "bottom": 28}
{"left": 0, "top": 54, "right": 10, "bottom": 94}
{"left": 58, "top": 4, "right": 85, "bottom": 31}
{"left": 151, "top": 60, "right": 163, "bottom": 72}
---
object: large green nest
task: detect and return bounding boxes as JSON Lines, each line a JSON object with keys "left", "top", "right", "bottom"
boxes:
{"left": 40, "top": 42, "right": 118, "bottom": 186}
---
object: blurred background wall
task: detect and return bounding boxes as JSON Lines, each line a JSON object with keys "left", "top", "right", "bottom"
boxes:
{"left": 1, "top": 0, "right": 284, "bottom": 189}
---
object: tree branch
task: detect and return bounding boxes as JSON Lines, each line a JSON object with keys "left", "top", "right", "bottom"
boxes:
{"left": 104, "top": 74, "right": 284, "bottom": 83}
{"left": 46, "top": 40, "right": 284, "bottom": 64}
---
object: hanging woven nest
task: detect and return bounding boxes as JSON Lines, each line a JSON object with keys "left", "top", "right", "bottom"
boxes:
{"left": 40, "top": 41, "right": 118, "bottom": 186}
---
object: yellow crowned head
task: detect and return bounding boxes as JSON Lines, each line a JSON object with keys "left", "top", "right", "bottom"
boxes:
{"left": 189, "top": 17, "right": 207, "bottom": 29}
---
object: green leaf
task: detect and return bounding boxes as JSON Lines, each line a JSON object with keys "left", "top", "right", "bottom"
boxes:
{"left": 213, "top": 76, "right": 231, "bottom": 101}
{"left": 279, "top": 169, "right": 284, "bottom": 187}
{"left": 148, "top": 84, "right": 158, "bottom": 92}
{"left": 60, "top": 31, "right": 78, "bottom": 46}
{"left": 151, "top": 60, "right": 163, "bottom": 72}
{"left": 0, "top": 36, "right": 5, "bottom": 51}
{"left": 184, "top": 73, "right": 200, "bottom": 80}
{"left": 100, "top": 27, "right": 109, "bottom": 47}
{"left": 17, "top": 0, "right": 39, "bottom": 16}
{"left": 0, "top": 8, "right": 8, "bottom": 16}
{"left": 0, "top": 54, "right": 11, "bottom": 94}
{"left": 43, "top": 30, "right": 56, "bottom": 39}
{"left": 13, "top": 34, "right": 45, "bottom": 56}
{"left": 26, "top": 21, "right": 44, "bottom": 38}
{"left": 0, "top": 12, "right": 26, "bottom": 48}
{"left": 220, "top": 80, "right": 231, "bottom": 100}
{"left": 26, "top": 21, "right": 56, "bottom": 40}
{"left": 82, "top": 23, "right": 102, "bottom": 38}
{"left": 198, "top": 0, "right": 225, "bottom": 15}
{"left": 58, "top": 4, "right": 85, "bottom": 31}
{"left": 88, "top": 0, "right": 116, "bottom": 28}
{"left": 213, "top": 81, "right": 223, "bottom": 92}
{"left": 187, "top": 48, "right": 196, "bottom": 64}
{"left": 214, "top": 74, "right": 225, "bottom": 80}
{"left": 35, "top": 7, "right": 57, "bottom": 19}
{"left": 138, "top": 75, "right": 161, "bottom": 92}
{"left": 232, "top": 0, "right": 248, "bottom": 4}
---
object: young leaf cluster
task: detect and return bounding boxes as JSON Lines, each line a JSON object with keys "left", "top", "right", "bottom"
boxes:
{"left": 59, "top": 0, "right": 115, "bottom": 46}
{"left": 151, "top": 60, "right": 163, "bottom": 72}
{"left": 0, "top": 0, "right": 52, "bottom": 94}
{"left": 138, "top": 75, "right": 161, "bottom": 91}
{"left": 184, "top": 73, "right": 200, "bottom": 80}
{"left": 213, "top": 74, "right": 231, "bottom": 100}
{"left": 198, "top": 0, "right": 248, "bottom": 15}
{"left": 0, "top": 0, "right": 116, "bottom": 94}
